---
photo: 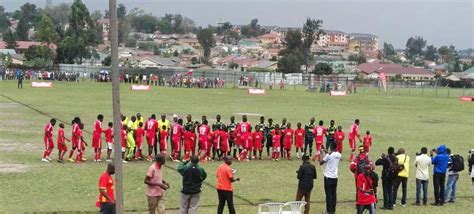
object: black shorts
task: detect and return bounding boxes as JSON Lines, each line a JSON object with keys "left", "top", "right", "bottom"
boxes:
{"left": 266, "top": 135, "right": 272, "bottom": 148}
{"left": 305, "top": 136, "right": 314, "bottom": 145}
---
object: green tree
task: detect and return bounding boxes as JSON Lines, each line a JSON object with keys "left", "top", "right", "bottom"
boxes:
{"left": 313, "top": 62, "right": 333, "bottom": 75}
{"left": 302, "top": 18, "right": 323, "bottom": 72}
{"left": 197, "top": 28, "right": 215, "bottom": 62}
{"left": 277, "top": 30, "right": 304, "bottom": 73}
{"left": 129, "top": 14, "right": 158, "bottom": 33}
{"left": 102, "top": 55, "right": 111, "bottom": 66}
{"left": 424, "top": 45, "right": 437, "bottom": 61}
{"left": 383, "top": 42, "right": 396, "bottom": 56}
{"left": 24, "top": 45, "right": 55, "bottom": 67}
{"left": 35, "top": 14, "right": 59, "bottom": 44}
{"left": 348, "top": 54, "right": 367, "bottom": 65}
{"left": 117, "top": 4, "right": 131, "bottom": 43}
{"left": 90, "top": 10, "right": 102, "bottom": 23}
{"left": 57, "top": 0, "right": 100, "bottom": 64}
{"left": 191, "top": 57, "right": 198, "bottom": 64}
{"left": 173, "top": 50, "right": 179, "bottom": 57}
{"left": 405, "top": 36, "right": 426, "bottom": 60}
{"left": 228, "top": 62, "right": 239, "bottom": 69}
{"left": 43, "top": 3, "right": 71, "bottom": 25}
{"left": 16, "top": 18, "right": 30, "bottom": 40}
{"left": 0, "top": 6, "right": 10, "bottom": 32}
{"left": 3, "top": 28, "right": 17, "bottom": 49}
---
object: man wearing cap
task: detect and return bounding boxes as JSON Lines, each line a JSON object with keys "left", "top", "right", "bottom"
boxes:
{"left": 296, "top": 155, "right": 317, "bottom": 214}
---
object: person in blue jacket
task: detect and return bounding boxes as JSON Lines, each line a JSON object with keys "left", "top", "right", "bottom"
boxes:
{"left": 430, "top": 144, "right": 449, "bottom": 206}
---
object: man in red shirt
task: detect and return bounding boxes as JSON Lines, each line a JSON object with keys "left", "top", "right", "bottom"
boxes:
{"left": 105, "top": 122, "right": 113, "bottom": 162}
{"left": 283, "top": 123, "right": 294, "bottom": 160}
{"left": 236, "top": 115, "right": 251, "bottom": 161}
{"left": 134, "top": 122, "right": 145, "bottom": 160}
{"left": 294, "top": 122, "right": 305, "bottom": 159}
{"left": 356, "top": 165, "right": 377, "bottom": 214}
{"left": 42, "top": 118, "right": 56, "bottom": 162}
{"left": 183, "top": 126, "right": 196, "bottom": 161}
{"left": 363, "top": 130, "right": 373, "bottom": 154}
{"left": 57, "top": 123, "right": 70, "bottom": 163}
{"left": 76, "top": 123, "right": 88, "bottom": 162}
{"left": 219, "top": 126, "right": 230, "bottom": 159}
{"left": 68, "top": 117, "right": 81, "bottom": 162}
{"left": 216, "top": 156, "right": 239, "bottom": 214}
{"left": 349, "top": 119, "right": 362, "bottom": 161}
{"left": 92, "top": 114, "right": 104, "bottom": 162}
{"left": 171, "top": 119, "right": 184, "bottom": 161}
{"left": 97, "top": 163, "right": 116, "bottom": 214}
{"left": 313, "top": 120, "right": 326, "bottom": 161}
{"left": 146, "top": 115, "right": 158, "bottom": 161}
{"left": 253, "top": 128, "right": 264, "bottom": 160}
{"left": 334, "top": 126, "right": 345, "bottom": 154}
{"left": 198, "top": 120, "right": 210, "bottom": 162}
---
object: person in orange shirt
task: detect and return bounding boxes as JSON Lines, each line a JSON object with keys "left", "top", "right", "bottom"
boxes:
{"left": 159, "top": 125, "right": 168, "bottom": 156}
{"left": 97, "top": 163, "right": 115, "bottom": 213}
{"left": 135, "top": 122, "right": 145, "bottom": 160}
{"left": 216, "top": 156, "right": 240, "bottom": 214}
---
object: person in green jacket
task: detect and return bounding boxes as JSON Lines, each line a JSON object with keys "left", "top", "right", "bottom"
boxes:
{"left": 177, "top": 155, "right": 207, "bottom": 214}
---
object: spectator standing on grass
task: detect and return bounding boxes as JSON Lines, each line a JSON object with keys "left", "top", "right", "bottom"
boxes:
{"left": 320, "top": 143, "right": 341, "bottom": 214}
{"left": 17, "top": 70, "right": 23, "bottom": 89}
{"left": 97, "top": 164, "right": 115, "bottom": 214}
{"left": 468, "top": 149, "right": 474, "bottom": 200}
{"left": 393, "top": 148, "right": 409, "bottom": 207}
{"left": 356, "top": 165, "right": 377, "bottom": 214}
{"left": 216, "top": 156, "right": 239, "bottom": 214}
{"left": 414, "top": 147, "right": 431, "bottom": 206}
{"left": 145, "top": 154, "right": 170, "bottom": 214}
{"left": 296, "top": 155, "right": 317, "bottom": 214}
{"left": 444, "top": 148, "right": 460, "bottom": 203}
{"left": 177, "top": 155, "right": 207, "bottom": 214}
{"left": 430, "top": 144, "right": 449, "bottom": 206}
{"left": 375, "top": 147, "right": 397, "bottom": 210}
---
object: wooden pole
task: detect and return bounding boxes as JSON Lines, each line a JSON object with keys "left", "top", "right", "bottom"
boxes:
{"left": 109, "top": 0, "right": 124, "bottom": 213}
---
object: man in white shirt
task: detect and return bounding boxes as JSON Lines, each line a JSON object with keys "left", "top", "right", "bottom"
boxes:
{"left": 320, "top": 142, "right": 341, "bottom": 214}
{"left": 414, "top": 147, "right": 431, "bottom": 205}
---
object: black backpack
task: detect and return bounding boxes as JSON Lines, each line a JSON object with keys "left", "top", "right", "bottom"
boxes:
{"left": 451, "top": 154, "right": 465, "bottom": 172}
{"left": 387, "top": 156, "right": 404, "bottom": 177}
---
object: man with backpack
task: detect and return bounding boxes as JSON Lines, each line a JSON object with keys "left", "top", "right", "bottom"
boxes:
{"left": 375, "top": 147, "right": 398, "bottom": 210}
{"left": 444, "top": 148, "right": 462, "bottom": 203}
{"left": 431, "top": 144, "right": 449, "bottom": 206}
{"left": 393, "top": 148, "right": 410, "bottom": 207}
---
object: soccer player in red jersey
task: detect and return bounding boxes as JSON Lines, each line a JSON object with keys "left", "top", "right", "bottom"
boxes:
{"left": 236, "top": 115, "right": 251, "bottom": 161}
{"left": 349, "top": 119, "right": 362, "bottom": 161}
{"left": 145, "top": 114, "right": 158, "bottom": 161}
{"left": 294, "top": 122, "right": 305, "bottom": 159}
{"left": 283, "top": 123, "right": 294, "bottom": 160}
{"left": 104, "top": 122, "right": 113, "bottom": 162}
{"left": 211, "top": 125, "right": 221, "bottom": 161}
{"left": 219, "top": 125, "right": 230, "bottom": 159}
{"left": 159, "top": 125, "right": 168, "bottom": 156}
{"left": 313, "top": 120, "right": 327, "bottom": 161}
{"left": 92, "top": 114, "right": 104, "bottom": 162}
{"left": 42, "top": 118, "right": 56, "bottom": 162}
{"left": 245, "top": 127, "right": 253, "bottom": 161}
{"left": 363, "top": 130, "right": 372, "bottom": 154}
{"left": 171, "top": 118, "right": 184, "bottom": 161}
{"left": 272, "top": 125, "right": 281, "bottom": 161}
{"left": 56, "top": 123, "right": 70, "bottom": 163}
{"left": 334, "top": 125, "right": 345, "bottom": 154}
{"left": 96, "top": 164, "right": 115, "bottom": 212}
{"left": 183, "top": 126, "right": 196, "bottom": 161}
{"left": 68, "top": 117, "right": 81, "bottom": 162}
{"left": 134, "top": 122, "right": 145, "bottom": 160}
{"left": 76, "top": 123, "right": 88, "bottom": 162}
{"left": 121, "top": 124, "right": 127, "bottom": 163}
{"left": 198, "top": 120, "right": 210, "bottom": 162}
{"left": 253, "top": 127, "right": 264, "bottom": 160}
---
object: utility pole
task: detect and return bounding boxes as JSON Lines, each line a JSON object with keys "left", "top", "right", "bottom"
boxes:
{"left": 109, "top": 0, "right": 124, "bottom": 213}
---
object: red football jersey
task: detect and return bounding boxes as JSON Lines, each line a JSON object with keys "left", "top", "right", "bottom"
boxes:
{"left": 57, "top": 128, "right": 65, "bottom": 144}
{"left": 93, "top": 120, "right": 103, "bottom": 138}
{"left": 159, "top": 130, "right": 168, "bottom": 144}
{"left": 219, "top": 130, "right": 229, "bottom": 144}
{"left": 363, "top": 135, "right": 372, "bottom": 148}
{"left": 172, "top": 124, "right": 183, "bottom": 141}
{"left": 314, "top": 126, "right": 326, "bottom": 143}
{"left": 283, "top": 128, "right": 294, "bottom": 143}
{"left": 253, "top": 131, "right": 263, "bottom": 143}
{"left": 71, "top": 123, "right": 79, "bottom": 143}
{"left": 136, "top": 127, "right": 145, "bottom": 143}
{"left": 105, "top": 128, "right": 113, "bottom": 143}
{"left": 335, "top": 130, "right": 345, "bottom": 142}
{"left": 146, "top": 119, "right": 158, "bottom": 137}
{"left": 349, "top": 123, "right": 359, "bottom": 140}
{"left": 294, "top": 128, "right": 305, "bottom": 144}
{"left": 272, "top": 134, "right": 281, "bottom": 148}
{"left": 121, "top": 129, "right": 126, "bottom": 147}
{"left": 237, "top": 122, "right": 251, "bottom": 138}
{"left": 198, "top": 125, "right": 210, "bottom": 141}
{"left": 44, "top": 123, "right": 53, "bottom": 138}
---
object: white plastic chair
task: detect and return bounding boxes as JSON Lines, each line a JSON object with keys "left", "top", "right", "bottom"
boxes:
{"left": 257, "top": 202, "right": 285, "bottom": 214}
{"left": 279, "top": 201, "right": 307, "bottom": 214}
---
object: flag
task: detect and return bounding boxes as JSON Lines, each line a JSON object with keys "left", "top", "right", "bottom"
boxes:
{"left": 186, "top": 69, "right": 194, "bottom": 76}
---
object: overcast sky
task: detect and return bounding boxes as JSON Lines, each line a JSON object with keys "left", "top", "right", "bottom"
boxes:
{"left": 2, "top": 0, "right": 473, "bottom": 49}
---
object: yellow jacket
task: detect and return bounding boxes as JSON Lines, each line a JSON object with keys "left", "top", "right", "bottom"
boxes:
{"left": 396, "top": 154, "right": 410, "bottom": 177}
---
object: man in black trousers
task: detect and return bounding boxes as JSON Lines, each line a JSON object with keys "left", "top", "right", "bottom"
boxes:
{"left": 375, "top": 147, "right": 398, "bottom": 210}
